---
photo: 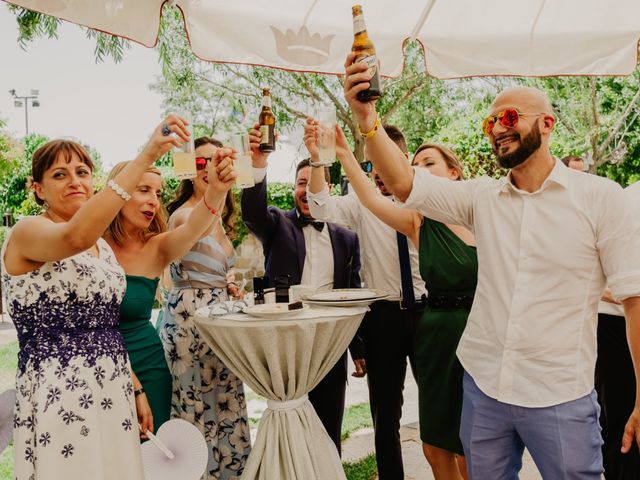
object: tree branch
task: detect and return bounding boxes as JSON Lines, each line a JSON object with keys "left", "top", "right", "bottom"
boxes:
{"left": 599, "top": 83, "right": 640, "bottom": 154}
{"left": 381, "top": 79, "right": 427, "bottom": 122}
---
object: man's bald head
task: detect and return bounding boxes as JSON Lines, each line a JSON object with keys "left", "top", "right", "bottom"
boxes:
{"left": 491, "top": 86, "right": 554, "bottom": 117}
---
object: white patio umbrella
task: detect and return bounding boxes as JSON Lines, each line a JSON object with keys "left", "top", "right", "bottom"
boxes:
{"left": 5, "top": 0, "right": 640, "bottom": 78}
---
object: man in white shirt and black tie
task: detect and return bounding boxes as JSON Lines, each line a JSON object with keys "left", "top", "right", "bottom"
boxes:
{"left": 344, "top": 52, "right": 640, "bottom": 479}
{"left": 305, "top": 123, "right": 426, "bottom": 480}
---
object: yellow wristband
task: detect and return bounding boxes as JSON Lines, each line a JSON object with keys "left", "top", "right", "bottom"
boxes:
{"left": 358, "top": 117, "right": 381, "bottom": 139}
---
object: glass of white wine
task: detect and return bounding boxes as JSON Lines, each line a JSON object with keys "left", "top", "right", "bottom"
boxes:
{"left": 315, "top": 104, "right": 337, "bottom": 166}
{"left": 172, "top": 112, "right": 197, "bottom": 180}
{"left": 228, "top": 133, "right": 255, "bottom": 189}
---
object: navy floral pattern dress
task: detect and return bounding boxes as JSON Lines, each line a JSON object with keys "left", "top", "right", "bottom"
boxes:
{"left": 160, "top": 236, "right": 250, "bottom": 480}
{"left": 1, "top": 237, "right": 143, "bottom": 480}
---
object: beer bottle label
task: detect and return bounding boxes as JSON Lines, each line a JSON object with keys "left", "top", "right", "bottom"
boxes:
{"left": 260, "top": 125, "right": 270, "bottom": 144}
{"left": 356, "top": 54, "right": 377, "bottom": 77}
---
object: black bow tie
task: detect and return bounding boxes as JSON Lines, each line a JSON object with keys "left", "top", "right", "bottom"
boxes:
{"left": 297, "top": 216, "right": 325, "bottom": 232}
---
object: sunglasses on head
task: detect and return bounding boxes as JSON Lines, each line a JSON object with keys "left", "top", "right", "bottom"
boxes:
{"left": 195, "top": 157, "right": 212, "bottom": 171}
{"left": 482, "top": 108, "right": 545, "bottom": 136}
{"left": 360, "top": 160, "right": 373, "bottom": 173}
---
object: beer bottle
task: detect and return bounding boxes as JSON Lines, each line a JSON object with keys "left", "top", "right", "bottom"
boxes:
{"left": 352, "top": 4, "right": 382, "bottom": 102}
{"left": 259, "top": 87, "right": 276, "bottom": 152}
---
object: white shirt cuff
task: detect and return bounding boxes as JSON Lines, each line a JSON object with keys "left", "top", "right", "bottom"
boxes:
{"left": 253, "top": 166, "right": 268, "bottom": 184}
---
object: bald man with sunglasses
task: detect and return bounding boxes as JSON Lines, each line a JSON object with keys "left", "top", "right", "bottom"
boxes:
{"left": 344, "top": 52, "right": 640, "bottom": 479}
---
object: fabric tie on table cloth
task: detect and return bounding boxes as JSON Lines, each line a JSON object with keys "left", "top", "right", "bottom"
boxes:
{"left": 194, "top": 306, "right": 367, "bottom": 479}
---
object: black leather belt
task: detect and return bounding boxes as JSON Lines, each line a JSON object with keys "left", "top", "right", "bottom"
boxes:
{"left": 380, "top": 294, "right": 427, "bottom": 311}
{"left": 425, "top": 292, "right": 474, "bottom": 310}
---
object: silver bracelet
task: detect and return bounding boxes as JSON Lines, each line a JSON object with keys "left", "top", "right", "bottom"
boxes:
{"left": 309, "top": 160, "right": 325, "bottom": 168}
{"left": 107, "top": 179, "right": 131, "bottom": 201}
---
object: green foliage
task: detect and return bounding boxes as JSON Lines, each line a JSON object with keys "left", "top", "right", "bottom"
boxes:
{"left": 343, "top": 453, "right": 378, "bottom": 480}
{"left": 0, "top": 227, "right": 10, "bottom": 248}
{"left": 0, "top": 133, "right": 48, "bottom": 219}
{"left": 0, "top": 445, "right": 12, "bottom": 479}
{"left": 9, "top": 5, "right": 61, "bottom": 47}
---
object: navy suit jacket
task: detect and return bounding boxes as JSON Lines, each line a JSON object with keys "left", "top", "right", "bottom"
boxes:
{"left": 242, "top": 179, "right": 364, "bottom": 359}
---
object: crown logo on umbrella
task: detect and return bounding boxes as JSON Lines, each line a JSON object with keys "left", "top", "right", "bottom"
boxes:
{"left": 270, "top": 26, "right": 335, "bottom": 66}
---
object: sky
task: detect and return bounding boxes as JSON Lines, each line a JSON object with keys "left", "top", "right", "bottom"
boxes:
{"left": 0, "top": 5, "right": 298, "bottom": 181}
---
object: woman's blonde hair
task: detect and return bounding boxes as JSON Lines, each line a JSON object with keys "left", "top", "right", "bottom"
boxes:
{"left": 412, "top": 143, "right": 465, "bottom": 181}
{"left": 106, "top": 161, "right": 168, "bottom": 246}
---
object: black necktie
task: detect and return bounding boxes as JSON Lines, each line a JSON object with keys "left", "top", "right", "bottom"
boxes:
{"left": 397, "top": 232, "right": 415, "bottom": 309}
{"left": 297, "top": 216, "right": 325, "bottom": 232}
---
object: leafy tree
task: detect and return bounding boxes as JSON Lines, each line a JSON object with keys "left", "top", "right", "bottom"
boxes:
{"left": 525, "top": 74, "right": 640, "bottom": 184}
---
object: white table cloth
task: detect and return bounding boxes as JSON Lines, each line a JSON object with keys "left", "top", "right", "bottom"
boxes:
{"left": 194, "top": 305, "right": 368, "bottom": 480}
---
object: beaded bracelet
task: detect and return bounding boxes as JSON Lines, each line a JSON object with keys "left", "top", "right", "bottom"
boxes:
{"left": 203, "top": 196, "right": 219, "bottom": 216}
{"left": 107, "top": 179, "right": 131, "bottom": 202}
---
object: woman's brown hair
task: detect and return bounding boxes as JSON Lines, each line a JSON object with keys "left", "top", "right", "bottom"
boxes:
{"left": 105, "top": 161, "right": 168, "bottom": 246}
{"left": 412, "top": 143, "right": 465, "bottom": 181}
{"left": 166, "top": 136, "right": 237, "bottom": 240}
{"left": 31, "top": 140, "right": 95, "bottom": 205}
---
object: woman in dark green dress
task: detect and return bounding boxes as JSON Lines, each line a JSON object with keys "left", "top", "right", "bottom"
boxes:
{"left": 327, "top": 124, "right": 475, "bottom": 479}
{"left": 118, "top": 274, "right": 169, "bottom": 433}
{"left": 104, "top": 147, "right": 238, "bottom": 438}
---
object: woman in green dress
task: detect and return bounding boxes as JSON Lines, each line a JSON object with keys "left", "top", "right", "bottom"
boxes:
{"left": 104, "top": 141, "right": 237, "bottom": 437}
{"left": 310, "top": 122, "right": 476, "bottom": 480}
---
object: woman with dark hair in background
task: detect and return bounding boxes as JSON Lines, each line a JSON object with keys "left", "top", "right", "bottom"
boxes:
{"left": 104, "top": 152, "right": 236, "bottom": 437}
{"left": 160, "top": 137, "right": 251, "bottom": 479}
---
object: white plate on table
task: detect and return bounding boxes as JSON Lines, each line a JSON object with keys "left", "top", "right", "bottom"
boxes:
{"left": 242, "top": 303, "right": 309, "bottom": 319}
{"left": 302, "top": 289, "right": 389, "bottom": 307}
{"left": 305, "top": 289, "right": 389, "bottom": 302}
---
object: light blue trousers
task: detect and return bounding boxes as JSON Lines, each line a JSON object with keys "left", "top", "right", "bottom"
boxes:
{"left": 460, "top": 372, "right": 604, "bottom": 479}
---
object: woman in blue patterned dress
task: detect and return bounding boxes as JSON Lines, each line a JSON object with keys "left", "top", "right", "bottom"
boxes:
{"left": 161, "top": 137, "right": 250, "bottom": 480}
{"left": 0, "top": 116, "right": 195, "bottom": 479}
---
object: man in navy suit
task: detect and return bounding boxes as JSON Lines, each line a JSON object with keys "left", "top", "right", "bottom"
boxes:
{"left": 242, "top": 136, "right": 364, "bottom": 455}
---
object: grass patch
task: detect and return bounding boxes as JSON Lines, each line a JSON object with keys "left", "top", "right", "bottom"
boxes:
{"left": 343, "top": 453, "right": 377, "bottom": 480}
{"left": 0, "top": 342, "right": 18, "bottom": 479}
{"left": 0, "top": 444, "right": 12, "bottom": 479}
{"left": 0, "top": 341, "right": 18, "bottom": 392}
{"left": 341, "top": 402, "right": 373, "bottom": 441}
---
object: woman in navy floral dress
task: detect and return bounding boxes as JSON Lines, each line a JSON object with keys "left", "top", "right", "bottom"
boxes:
{"left": 0, "top": 116, "right": 201, "bottom": 479}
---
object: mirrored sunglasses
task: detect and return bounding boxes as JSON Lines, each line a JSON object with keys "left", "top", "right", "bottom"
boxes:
{"left": 360, "top": 160, "right": 373, "bottom": 173}
{"left": 482, "top": 108, "right": 544, "bottom": 136}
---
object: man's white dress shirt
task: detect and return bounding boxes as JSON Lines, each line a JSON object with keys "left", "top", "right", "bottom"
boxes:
{"left": 404, "top": 159, "right": 640, "bottom": 407}
{"left": 307, "top": 185, "right": 426, "bottom": 301}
